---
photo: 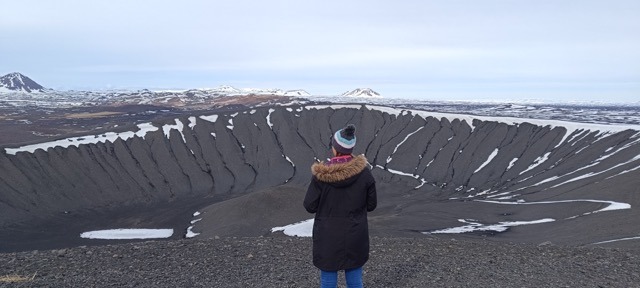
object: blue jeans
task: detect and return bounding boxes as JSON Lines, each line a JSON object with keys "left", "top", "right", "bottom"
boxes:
{"left": 320, "top": 266, "right": 363, "bottom": 288}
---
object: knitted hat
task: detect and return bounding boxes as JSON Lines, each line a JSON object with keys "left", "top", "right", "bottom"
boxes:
{"left": 332, "top": 124, "right": 356, "bottom": 154}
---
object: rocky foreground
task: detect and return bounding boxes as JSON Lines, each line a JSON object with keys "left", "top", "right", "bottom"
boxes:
{"left": 1, "top": 236, "right": 639, "bottom": 288}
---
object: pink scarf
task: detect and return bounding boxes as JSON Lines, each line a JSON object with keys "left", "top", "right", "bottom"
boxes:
{"left": 326, "top": 155, "right": 353, "bottom": 166}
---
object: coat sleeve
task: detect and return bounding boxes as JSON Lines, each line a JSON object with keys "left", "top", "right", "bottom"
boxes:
{"left": 303, "top": 177, "right": 321, "bottom": 213}
{"left": 366, "top": 174, "right": 377, "bottom": 212}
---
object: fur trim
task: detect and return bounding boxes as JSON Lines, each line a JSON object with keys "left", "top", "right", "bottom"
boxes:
{"left": 311, "top": 154, "right": 368, "bottom": 183}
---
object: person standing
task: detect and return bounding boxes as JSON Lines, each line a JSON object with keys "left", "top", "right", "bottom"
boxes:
{"left": 303, "top": 124, "right": 377, "bottom": 288}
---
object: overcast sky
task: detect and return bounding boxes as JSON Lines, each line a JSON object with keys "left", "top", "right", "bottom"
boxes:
{"left": 1, "top": 0, "right": 638, "bottom": 102}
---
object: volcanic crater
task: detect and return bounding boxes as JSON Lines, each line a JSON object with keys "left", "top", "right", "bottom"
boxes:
{"left": 1, "top": 104, "right": 640, "bottom": 252}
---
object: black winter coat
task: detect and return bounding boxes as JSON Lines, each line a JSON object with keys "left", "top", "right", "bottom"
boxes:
{"left": 303, "top": 154, "right": 377, "bottom": 271}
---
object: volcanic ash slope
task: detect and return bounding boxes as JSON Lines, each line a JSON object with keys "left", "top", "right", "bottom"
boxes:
{"left": 1, "top": 105, "right": 640, "bottom": 249}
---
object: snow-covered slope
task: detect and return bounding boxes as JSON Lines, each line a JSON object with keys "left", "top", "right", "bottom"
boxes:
{"left": 283, "top": 89, "right": 311, "bottom": 97}
{"left": 210, "top": 85, "right": 240, "bottom": 94}
{"left": 0, "top": 72, "right": 44, "bottom": 93}
{"left": 3, "top": 105, "right": 640, "bottom": 249}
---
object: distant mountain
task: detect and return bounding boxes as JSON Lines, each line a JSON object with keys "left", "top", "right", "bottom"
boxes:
{"left": 341, "top": 88, "right": 382, "bottom": 98}
{"left": 209, "top": 85, "right": 241, "bottom": 94}
{"left": 0, "top": 72, "right": 44, "bottom": 93}
{"left": 214, "top": 86, "right": 310, "bottom": 97}
{"left": 283, "top": 89, "right": 311, "bottom": 97}
{"left": 161, "top": 86, "right": 311, "bottom": 97}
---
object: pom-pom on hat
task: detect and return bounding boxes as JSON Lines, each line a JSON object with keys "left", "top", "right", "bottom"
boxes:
{"left": 332, "top": 124, "right": 356, "bottom": 154}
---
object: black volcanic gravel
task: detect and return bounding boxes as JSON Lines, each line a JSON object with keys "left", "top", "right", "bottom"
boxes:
{"left": 1, "top": 236, "right": 639, "bottom": 288}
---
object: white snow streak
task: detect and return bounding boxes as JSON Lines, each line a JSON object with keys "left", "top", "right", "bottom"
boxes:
{"left": 606, "top": 165, "right": 640, "bottom": 180}
{"left": 474, "top": 148, "right": 499, "bottom": 173}
{"left": 266, "top": 108, "right": 275, "bottom": 129}
{"left": 392, "top": 127, "right": 424, "bottom": 155}
{"left": 284, "top": 155, "right": 295, "bottom": 167}
{"left": 592, "top": 236, "right": 640, "bottom": 245}
{"left": 596, "top": 136, "right": 640, "bottom": 162}
{"left": 387, "top": 168, "right": 418, "bottom": 178}
{"left": 375, "top": 165, "right": 427, "bottom": 188}
{"left": 550, "top": 154, "right": 640, "bottom": 188}
{"left": 425, "top": 159, "right": 434, "bottom": 167}
{"left": 4, "top": 122, "right": 158, "bottom": 154}
{"left": 425, "top": 218, "right": 555, "bottom": 234}
{"left": 564, "top": 130, "right": 586, "bottom": 146}
{"left": 519, "top": 152, "right": 551, "bottom": 175}
{"left": 477, "top": 199, "right": 631, "bottom": 218}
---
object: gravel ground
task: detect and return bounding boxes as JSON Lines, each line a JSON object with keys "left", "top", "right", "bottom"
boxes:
{"left": 1, "top": 236, "right": 639, "bottom": 288}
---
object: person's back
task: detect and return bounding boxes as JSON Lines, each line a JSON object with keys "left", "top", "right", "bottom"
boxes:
{"left": 304, "top": 124, "right": 377, "bottom": 288}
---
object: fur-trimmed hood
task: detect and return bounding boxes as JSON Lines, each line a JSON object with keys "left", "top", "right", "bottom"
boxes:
{"left": 311, "top": 154, "right": 368, "bottom": 183}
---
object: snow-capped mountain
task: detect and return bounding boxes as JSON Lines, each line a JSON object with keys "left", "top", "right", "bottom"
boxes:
{"left": 341, "top": 88, "right": 382, "bottom": 98}
{"left": 155, "top": 86, "right": 310, "bottom": 97}
{"left": 240, "top": 88, "right": 310, "bottom": 97}
{"left": 238, "top": 88, "right": 285, "bottom": 95}
{"left": 207, "top": 85, "right": 241, "bottom": 94}
{"left": 283, "top": 89, "right": 311, "bottom": 97}
{"left": 0, "top": 72, "right": 44, "bottom": 93}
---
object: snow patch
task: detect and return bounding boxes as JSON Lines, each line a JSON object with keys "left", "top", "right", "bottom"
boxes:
{"left": 162, "top": 119, "right": 186, "bottom": 142}
{"left": 80, "top": 229, "right": 174, "bottom": 240}
{"left": 271, "top": 219, "right": 314, "bottom": 237}
{"left": 185, "top": 226, "right": 200, "bottom": 238}
{"left": 199, "top": 115, "right": 218, "bottom": 123}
